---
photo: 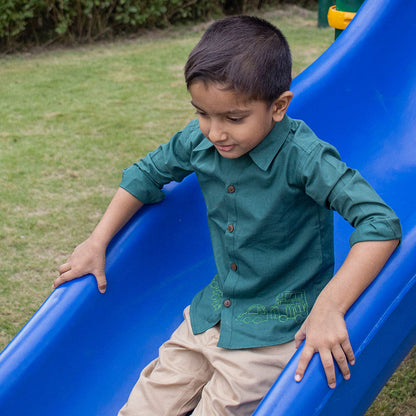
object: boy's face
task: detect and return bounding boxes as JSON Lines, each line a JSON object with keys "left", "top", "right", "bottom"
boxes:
{"left": 189, "top": 81, "right": 291, "bottom": 159}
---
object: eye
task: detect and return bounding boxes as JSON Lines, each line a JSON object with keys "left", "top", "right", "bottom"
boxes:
{"left": 227, "top": 116, "right": 244, "bottom": 123}
{"left": 195, "top": 110, "right": 209, "bottom": 118}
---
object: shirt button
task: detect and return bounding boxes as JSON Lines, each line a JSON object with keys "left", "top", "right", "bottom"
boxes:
{"left": 227, "top": 185, "right": 235, "bottom": 193}
{"left": 227, "top": 224, "right": 234, "bottom": 233}
{"left": 231, "top": 263, "right": 237, "bottom": 271}
{"left": 223, "top": 299, "right": 231, "bottom": 308}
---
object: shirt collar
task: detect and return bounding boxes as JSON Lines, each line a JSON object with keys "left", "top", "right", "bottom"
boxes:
{"left": 193, "top": 115, "right": 291, "bottom": 171}
{"left": 194, "top": 136, "right": 214, "bottom": 152}
{"left": 248, "top": 115, "right": 291, "bottom": 171}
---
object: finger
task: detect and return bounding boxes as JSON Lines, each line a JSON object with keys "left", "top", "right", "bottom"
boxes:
{"left": 341, "top": 339, "right": 355, "bottom": 366}
{"left": 295, "top": 344, "right": 315, "bottom": 382}
{"left": 52, "top": 267, "right": 80, "bottom": 289}
{"left": 52, "top": 270, "right": 71, "bottom": 288}
{"left": 52, "top": 274, "right": 66, "bottom": 290}
{"left": 58, "top": 262, "right": 71, "bottom": 274}
{"left": 319, "top": 349, "right": 336, "bottom": 389}
{"left": 294, "top": 324, "right": 306, "bottom": 349}
{"left": 94, "top": 272, "right": 107, "bottom": 294}
{"left": 332, "top": 344, "right": 351, "bottom": 380}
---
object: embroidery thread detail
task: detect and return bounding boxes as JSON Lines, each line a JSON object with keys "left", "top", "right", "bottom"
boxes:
{"left": 210, "top": 276, "right": 223, "bottom": 311}
{"left": 236, "top": 291, "right": 309, "bottom": 324}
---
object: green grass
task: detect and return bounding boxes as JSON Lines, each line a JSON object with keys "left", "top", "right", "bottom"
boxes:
{"left": 0, "top": 5, "right": 414, "bottom": 415}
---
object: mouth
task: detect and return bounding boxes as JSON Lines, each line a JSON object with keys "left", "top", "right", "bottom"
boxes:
{"left": 215, "top": 144, "right": 234, "bottom": 152}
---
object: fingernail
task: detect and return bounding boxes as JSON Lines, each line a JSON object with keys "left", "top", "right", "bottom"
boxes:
{"left": 344, "top": 374, "right": 351, "bottom": 380}
{"left": 295, "top": 374, "right": 302, "bottom": 382}
{"left": 329, "top": 383, "right": 336, "bottom": 389}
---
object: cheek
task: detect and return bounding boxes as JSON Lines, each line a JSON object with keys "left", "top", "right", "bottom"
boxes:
{"left": 197, "top": 117, "right": 210, "bottom": 137}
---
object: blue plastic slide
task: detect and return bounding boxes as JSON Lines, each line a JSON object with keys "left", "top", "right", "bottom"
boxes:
{"left": 0, "top": 0, "right": 415, "bottom": 414}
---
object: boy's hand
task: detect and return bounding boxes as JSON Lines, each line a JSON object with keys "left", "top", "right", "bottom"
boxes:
{"left": 52, "top": 187, "right": 144, "bottom": 294}
{"left": 293, "top": 239, "right": 399, "bottom": 389}
{"left": 53, "top": 237, "right": 107, "bottom": 294}
{"left": 294, "top": 295, "right": 355, "bottom": 389}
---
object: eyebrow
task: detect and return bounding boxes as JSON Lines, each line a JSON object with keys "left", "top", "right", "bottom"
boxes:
{"left": 190, "top": 101, "right": 251, "bottom": 116}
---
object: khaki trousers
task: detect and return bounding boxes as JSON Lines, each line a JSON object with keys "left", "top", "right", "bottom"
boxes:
{"left": 118, "top": 306, "right": 296, "bottom": 416}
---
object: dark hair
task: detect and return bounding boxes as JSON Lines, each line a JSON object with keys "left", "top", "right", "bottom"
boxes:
{"left": 184, "top": 16, "right": 292, "bottom": 104}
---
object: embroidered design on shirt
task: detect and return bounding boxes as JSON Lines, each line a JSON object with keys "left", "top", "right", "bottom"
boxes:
{"left": 210, "top": 276, "right": 223, "bottom": 311}
{"left": 236, "top": 291, "right": 309, "bottom": 324}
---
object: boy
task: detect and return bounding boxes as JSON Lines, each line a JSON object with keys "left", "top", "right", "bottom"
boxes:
{"left": 53, "top": 16, "right": 401, "bottom": 415}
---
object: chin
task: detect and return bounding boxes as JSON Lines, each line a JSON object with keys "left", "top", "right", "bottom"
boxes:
{"left": 218, "top": 152, "right": 243, "bottom": 159}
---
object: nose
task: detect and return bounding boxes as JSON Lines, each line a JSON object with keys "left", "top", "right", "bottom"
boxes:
{"left": 207, "top": 120, "right": 227, "bottom": 144}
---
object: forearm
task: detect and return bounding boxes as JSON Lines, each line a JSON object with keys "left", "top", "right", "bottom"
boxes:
{"left": 55, "top": 187, "right": 143, "bottom": 292}
{"left": 316, "top": 239, "right": 400, "bottom": 315}
{"left": 89, "top": 187, "right": 144, "bottom": 247}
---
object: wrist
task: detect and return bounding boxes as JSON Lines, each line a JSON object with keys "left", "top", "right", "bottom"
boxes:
{"left": 87, "top": 232, "right": 110, "bottom": 250}
{"left": 314, "top": 290, "right": 348, "bottom": 317}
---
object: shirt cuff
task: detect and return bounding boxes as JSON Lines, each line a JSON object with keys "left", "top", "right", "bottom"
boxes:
{"left": 120, "top": 164, "right": 165, "bottom": 204}
{"left": 349, "top": 217, "right": 402, "bottom": 246}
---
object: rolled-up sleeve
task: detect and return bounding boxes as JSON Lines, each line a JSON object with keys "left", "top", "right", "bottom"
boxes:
{"left": 300, "top": 142, "right": 402, "bottom": 246}
{"left": 119, "top": 122, "right": 197, "bottom": 204}
{"left": 120, "top": 162, "right": 166, "bottom": 204}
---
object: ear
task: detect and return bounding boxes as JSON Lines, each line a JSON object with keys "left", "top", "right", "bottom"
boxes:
{"left": 271, "top": 91, "right": 293, "bottom": 122}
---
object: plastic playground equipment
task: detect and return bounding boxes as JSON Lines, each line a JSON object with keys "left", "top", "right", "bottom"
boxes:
{"left": 0, "top": 0, "right": 415, "bottom": 414}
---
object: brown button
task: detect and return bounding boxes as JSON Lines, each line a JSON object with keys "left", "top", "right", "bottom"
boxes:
{"left": 227, "top": 185, "right": 235, "bottom": 193}
{"left": 223, "top": 299, "right": 231, "bottom": 308}
{"left": 231, "top": 263, "right": 237, "bottom": 271}
{"left": 227, "top": 224, "right": 234, "bottom": 233}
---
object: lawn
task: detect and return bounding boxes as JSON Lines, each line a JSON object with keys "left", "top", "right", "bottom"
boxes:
{"left": 0, "top": 4, "right": 414, "bottom": 415}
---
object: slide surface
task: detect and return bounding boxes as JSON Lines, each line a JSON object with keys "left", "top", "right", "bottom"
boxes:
{"left": 0, "top": 0, "right": 415, "bottom": 414}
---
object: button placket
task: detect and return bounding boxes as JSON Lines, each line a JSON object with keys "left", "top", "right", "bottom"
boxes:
{"left": 226, "top": 182, "right": 238, "bottom": 274}
{"left": 225, "top": 185, "right": 236, "bottom": 237}
{"left": 223, "top": 180, "right": 238, "bottom": 313}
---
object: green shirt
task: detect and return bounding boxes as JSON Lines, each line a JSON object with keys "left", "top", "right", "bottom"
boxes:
{"left": 120, "top": 116, "right": 402, "bottom": 349}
